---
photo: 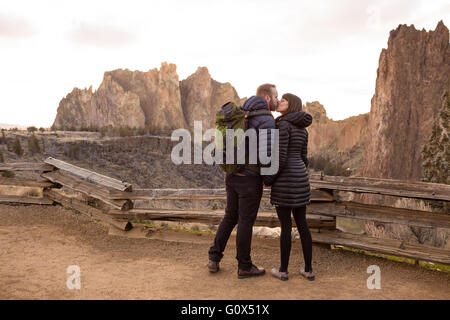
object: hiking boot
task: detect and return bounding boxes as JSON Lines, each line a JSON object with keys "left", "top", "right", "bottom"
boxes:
{"left": 300, "top": 267, "right": 315, "bottom": 281}
{"left": 237, "top": 264, "right": 265, "bottom": 279}
{"left": 271, "top": 267, "right": 289, "bottom": 281}
{"left": 208, "top": 260, "right": 220, "bottom": 273}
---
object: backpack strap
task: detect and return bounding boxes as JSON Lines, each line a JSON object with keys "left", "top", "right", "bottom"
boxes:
{"left": 245, "top": 109, "right": 273, "bottom": 118}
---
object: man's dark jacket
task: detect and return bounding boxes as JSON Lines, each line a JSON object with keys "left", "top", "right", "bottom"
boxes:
{"left": 238, "top": 96, "right": 276, "bottom": 176}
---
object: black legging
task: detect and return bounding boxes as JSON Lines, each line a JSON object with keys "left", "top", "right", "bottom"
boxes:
{"left": 275, "top": 206, "right": 312, "bottom": 273}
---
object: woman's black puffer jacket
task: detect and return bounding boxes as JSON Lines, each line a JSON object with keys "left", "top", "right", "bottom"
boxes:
{"left": 264, "top": 111, "right": 313, "bottom": 207}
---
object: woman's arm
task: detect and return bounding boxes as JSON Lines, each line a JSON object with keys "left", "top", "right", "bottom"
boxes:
{"left": 301, "top": 129, "right": 309, "bottom": 168}
{"left": 263, "top": 120, "right": 290, "bottom": 186}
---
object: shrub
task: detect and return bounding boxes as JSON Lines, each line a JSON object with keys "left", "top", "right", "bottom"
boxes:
{"left": 310, "top": 155, "right": 352, "bottom": 177}
{"left": 314, "top": 155, "right": 328, "bottom": 171}
{"left": 308, "top": 156, "right": 315, "bottom": 169}
{"left": 100, "top": 127, "right": 107, "bottom": 138}
{"left": 27, "top": 126, "right": 37, "bottom": 133}
{"left": 13, "top": 137, "right": 23, "bottom": 156}
{"left": 422, "top": 91, "right": 449, "bottom": 184}
{"left": 39, "top": 127, "right": 45, "bottom": 133}
{"left": 119, "top": 126, "right": 132, "bottom": 137}
{"left": 323, "top": 162, "right": 336, "bottom": 176}
{"left": 0, "top": 151, "right": 4, "bottom": 163}
{"left": 28, "top": 133, "right": 41, "bottom": 155}
{"left": 1, "top": 171, "right": 15, "bottom": 178}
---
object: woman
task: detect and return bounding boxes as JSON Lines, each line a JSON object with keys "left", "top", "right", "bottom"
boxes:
{"left": 264, "top": 93, "right": 314, "bottom": 281}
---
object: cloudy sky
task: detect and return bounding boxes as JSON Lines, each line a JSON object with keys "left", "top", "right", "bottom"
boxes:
{"left": 0, "top": 0, "right": 449, "bottom": 127}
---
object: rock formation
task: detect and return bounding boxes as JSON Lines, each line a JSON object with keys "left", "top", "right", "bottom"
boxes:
{"left": 53, "top": 79, "right": 145, "bottom": 129}
{"left": 362, "top": 21, "right": 450, "bottom": 181}
{"left": 303, "top": 101, "right": 369, "bottom": 174}
{"left": 105, "top": 63, "right": 186, "bottom": 130}
{"left": 53, "top": 63, "right": 242, "bottom": 132}
{"left": 180, "top": 67, "right": 241, "bottom": 130}
{"left": 92, "top": 75, "right": 145, "bottom": 128}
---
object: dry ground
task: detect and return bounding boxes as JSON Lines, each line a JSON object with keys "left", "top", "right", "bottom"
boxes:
{"left": 0, "top": 204, "right": 449, "bottom": 300}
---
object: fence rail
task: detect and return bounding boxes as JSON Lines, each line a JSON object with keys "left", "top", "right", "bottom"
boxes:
{"left": 0, "top": 157, "right": 449, "bottom": 265}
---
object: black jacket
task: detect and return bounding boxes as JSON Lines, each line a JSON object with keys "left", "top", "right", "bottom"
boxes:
{"left": 264, "top": 111, "right": 313, "bottom": 207}
{"left": 239, "top": 96, "right": 276, "bottom": 176}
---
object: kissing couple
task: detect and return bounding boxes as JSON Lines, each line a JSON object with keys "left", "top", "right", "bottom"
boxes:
{"left": 208, "top": 83, "right": 315, "bottom": 281}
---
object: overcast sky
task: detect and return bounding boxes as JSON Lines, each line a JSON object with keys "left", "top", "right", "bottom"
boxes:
{"left": 0, "top": 0, "right": 449, "bottom": 127}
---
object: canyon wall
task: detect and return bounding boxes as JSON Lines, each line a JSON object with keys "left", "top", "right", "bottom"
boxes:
{"left": 362, "top": 21, "right": 450, "bottom": 181}
{"left": 53, "top": 63, "right": 242, "bottom": 132}
{"left": 303, "top": 101, "right": 369, "bottom": 174}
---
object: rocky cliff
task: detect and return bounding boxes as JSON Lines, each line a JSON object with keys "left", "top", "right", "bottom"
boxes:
{"left": 53, "top": 81, "right": 144, "bottom": 129}
{"left": 53, "top": 63, "right": 242, "bottom": 132}
{"left": 362, "top": 21, "right": 450, "bottom": 181}
{"left": 103, "top": 63, "right": 186, "bottom": 130}
{"left": 303, "top": 101, "right": 369, "bottom": 174}
{"left": 180, "top": 67, "right": 242, "bottom": 129}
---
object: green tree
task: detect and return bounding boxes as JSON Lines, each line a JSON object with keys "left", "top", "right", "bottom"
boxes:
{"left": 422, "top": 92, "right": 449, "bottom": 184}
{"left": 308, "top": 156, "right": 315, "bottom": 169}
{"left": 13, "top": 137, "right": 23, "bottom": 157}
{"left": 314, "top": 155, "right": 327, "bottom": 171}
{"left": 119, "top": 126, "right": 132, "bottom": 137}
{"left": 100, "top": 127, "right": 107, "bottom": 138}
{"left": 28, "top": 133, "right": 41, "bottom": 155}
{"left": 27, "top": 126, "right": 37, "bottom": 133}
{"left": 39, "top": 127, "right": 45, "bottom": 133}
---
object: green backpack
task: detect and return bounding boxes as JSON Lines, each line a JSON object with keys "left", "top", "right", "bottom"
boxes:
{"left": 215, "top": 101, "right": 272, "bottom": 174}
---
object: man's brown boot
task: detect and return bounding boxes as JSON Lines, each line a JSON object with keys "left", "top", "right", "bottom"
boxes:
{"left": 237, "top": 264, "right": 265, "bottom": 279}
{"left": 208, "top": 260, "right": 220, "bottom": 273}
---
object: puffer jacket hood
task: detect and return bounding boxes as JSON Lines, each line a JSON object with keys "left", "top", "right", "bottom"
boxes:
{"left": 241, "top": 95, "right": 269, "bottom": 112}
{"left": 278, "top": 111, "right": 312, "bottom": 128}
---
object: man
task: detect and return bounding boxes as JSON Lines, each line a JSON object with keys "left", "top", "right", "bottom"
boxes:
{"left": 208, "top": 84, "right": 278, "bottom": 278}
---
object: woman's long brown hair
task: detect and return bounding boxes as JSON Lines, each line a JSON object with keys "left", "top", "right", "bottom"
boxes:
{"left": 282, "top": 93, "right": 303, "bottom": 114}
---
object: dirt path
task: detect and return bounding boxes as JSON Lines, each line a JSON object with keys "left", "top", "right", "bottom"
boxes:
{"left": 0, "top": 204, "right": 448, "bottom": 300}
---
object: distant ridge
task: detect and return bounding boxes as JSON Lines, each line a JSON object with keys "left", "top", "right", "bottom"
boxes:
{"left": 0, "top": 123, "right": 28, "bottom": 130}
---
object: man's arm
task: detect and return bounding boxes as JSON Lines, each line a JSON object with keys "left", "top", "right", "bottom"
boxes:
{"left": 257, "top": 116, "right": 276, "bottom": 168}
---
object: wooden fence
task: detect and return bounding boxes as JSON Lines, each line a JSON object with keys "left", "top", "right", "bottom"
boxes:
{"left": 0, "top": 157, "right": 449, "bottom": 265}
